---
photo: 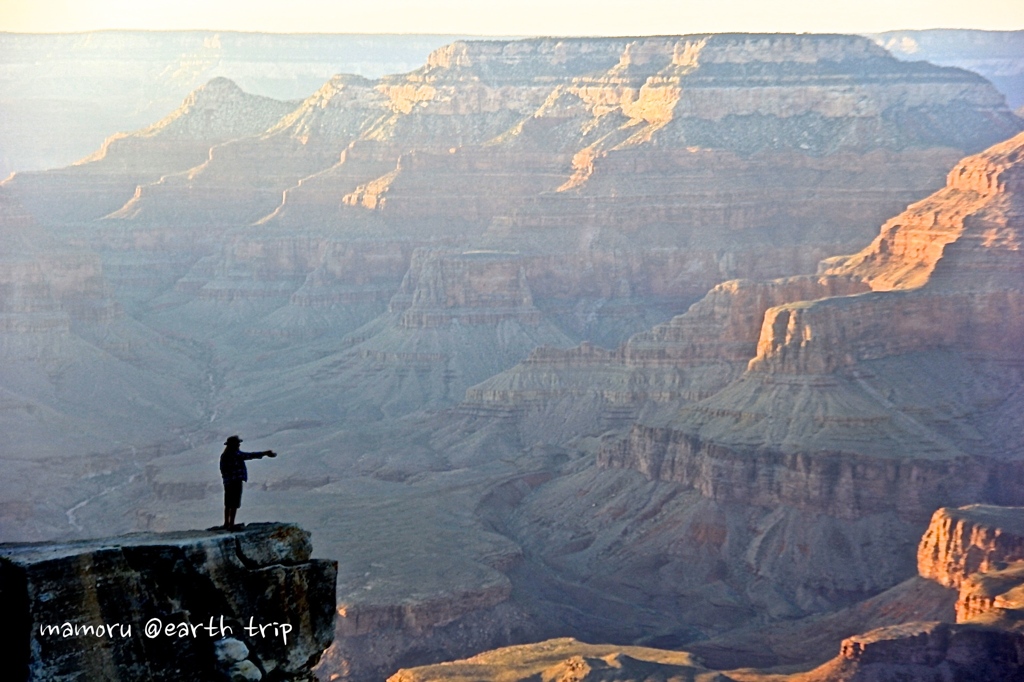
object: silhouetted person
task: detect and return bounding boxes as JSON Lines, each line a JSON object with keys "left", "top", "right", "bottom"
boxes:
{"left": 220, "top": 435, "right": 276, "bottom": 530}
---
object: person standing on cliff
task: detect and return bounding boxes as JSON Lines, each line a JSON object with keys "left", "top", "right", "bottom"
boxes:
{"left": 220, "top": 435, "right": 277, "bottom": 530}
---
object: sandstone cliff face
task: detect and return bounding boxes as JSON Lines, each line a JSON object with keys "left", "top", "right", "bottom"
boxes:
{"left": 826, "top": 130, "right": 1024, "bottom": 292}
{"left": 738, "top": 133, "right": 1024, "bottom": 375}
{"left": 761, "top": 506, "right": 1024, "bottom": 681}
{"left": 917, "top": 505, "right": 1024, "bottom": 591}
{"left": 0, "top": 523, "right": 336, "bottom": 681}
{"left": 914, "top": 506, "right": 1024, "bottom": 632}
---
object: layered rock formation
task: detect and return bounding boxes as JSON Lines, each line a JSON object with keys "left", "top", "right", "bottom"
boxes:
{"left": 0, "top": 35, "right": 1013, "bottom": 430}
{"left": 38, "top": 34, "right": 1018, "bottom": 362}
{"left": 464, "top": 274, "right": 870, "bottom": 437}
{"left": 0, "top": 188, "right": 206, "bottom": 485}
{"left": 3, "top": 78, "right": 296, "bottom": 225}
{"left": 446, "top": 130, "right": 1024, "bottom": 660}
{"left": 106, "top": 76, "right": 395, "bottom": 232}
{"left": 0, "top": 523, "right": 336, "bottom": 681}
{"left": 918, "top": 505, "right": 1024, "bottom": 592}
{"left": 599, "top": 130, "right": 1024, "bottom": 511}
{"left": 234, "top": 248, "right": 575, "bottom": 424}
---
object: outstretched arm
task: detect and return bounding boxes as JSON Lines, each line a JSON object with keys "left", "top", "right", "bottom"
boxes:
{"left": 240, "top": 450, "right": 277, "bottom": 460}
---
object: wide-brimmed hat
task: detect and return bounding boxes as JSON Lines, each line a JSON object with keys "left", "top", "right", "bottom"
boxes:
{"left": 224, "top": 435, "right": 243, "bottom": 445}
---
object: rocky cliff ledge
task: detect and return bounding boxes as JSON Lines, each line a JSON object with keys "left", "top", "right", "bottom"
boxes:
{"left": 0, "top": 523, "right": 336, "bottom": 682}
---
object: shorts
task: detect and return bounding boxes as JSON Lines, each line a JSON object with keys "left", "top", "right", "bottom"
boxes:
{"left": 224, "top": 480, "right": 243, "bottom": 509}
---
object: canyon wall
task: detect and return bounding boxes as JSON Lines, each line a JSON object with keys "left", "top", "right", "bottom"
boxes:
{"left": 598, "top": 131, "right": 1024, "bottom": 515}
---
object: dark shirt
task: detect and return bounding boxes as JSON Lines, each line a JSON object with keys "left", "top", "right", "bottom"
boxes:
{"left": 219, "top": 447, "right": 268, "bottom": 484}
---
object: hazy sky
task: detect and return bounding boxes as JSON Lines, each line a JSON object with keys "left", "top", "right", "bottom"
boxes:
{"left": 2, "top": 0, "right": 1023, "bottom": 35}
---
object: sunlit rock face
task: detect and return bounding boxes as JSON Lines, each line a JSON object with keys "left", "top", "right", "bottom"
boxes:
{"left": 2, "top": 78, "right": 296, "bottom": 226}
{"left": 0, "top": 523, "right": 336, "bottom": 682}
{"left": 385, "top": 638, "right": 725, "bottom": 682}
{"left": 303, "top": 33, "right": 1020, "bottom": 236}
{"left": 918, "top": 505, "right": 1024, "bottom": 591}
{"left": 931, "top": 506, "right": 1024, "bottom": 630}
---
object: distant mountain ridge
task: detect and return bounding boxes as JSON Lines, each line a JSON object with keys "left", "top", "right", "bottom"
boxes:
{"left": 0, "top": 31, "right": 480, "bottom": 175}
{"left": 2, "top": 29, "right": 1022, "bottom": 177}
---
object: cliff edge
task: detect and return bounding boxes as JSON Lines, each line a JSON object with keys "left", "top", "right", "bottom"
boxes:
{"left": 0, "top": 523, "right": 337, "bottom": 682}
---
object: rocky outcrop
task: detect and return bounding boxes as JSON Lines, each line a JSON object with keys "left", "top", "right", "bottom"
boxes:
{"left": 917, "top": 505, "right": 1024, "bottom": 591}
{"left": 809, "top": 622, "right": 1024, "bottom": 682}
{"left": 386, "top": 638, "right": 732, "bottom": 682}
{"left": 0, "top": 523, "right": 336, "bottom": 681}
